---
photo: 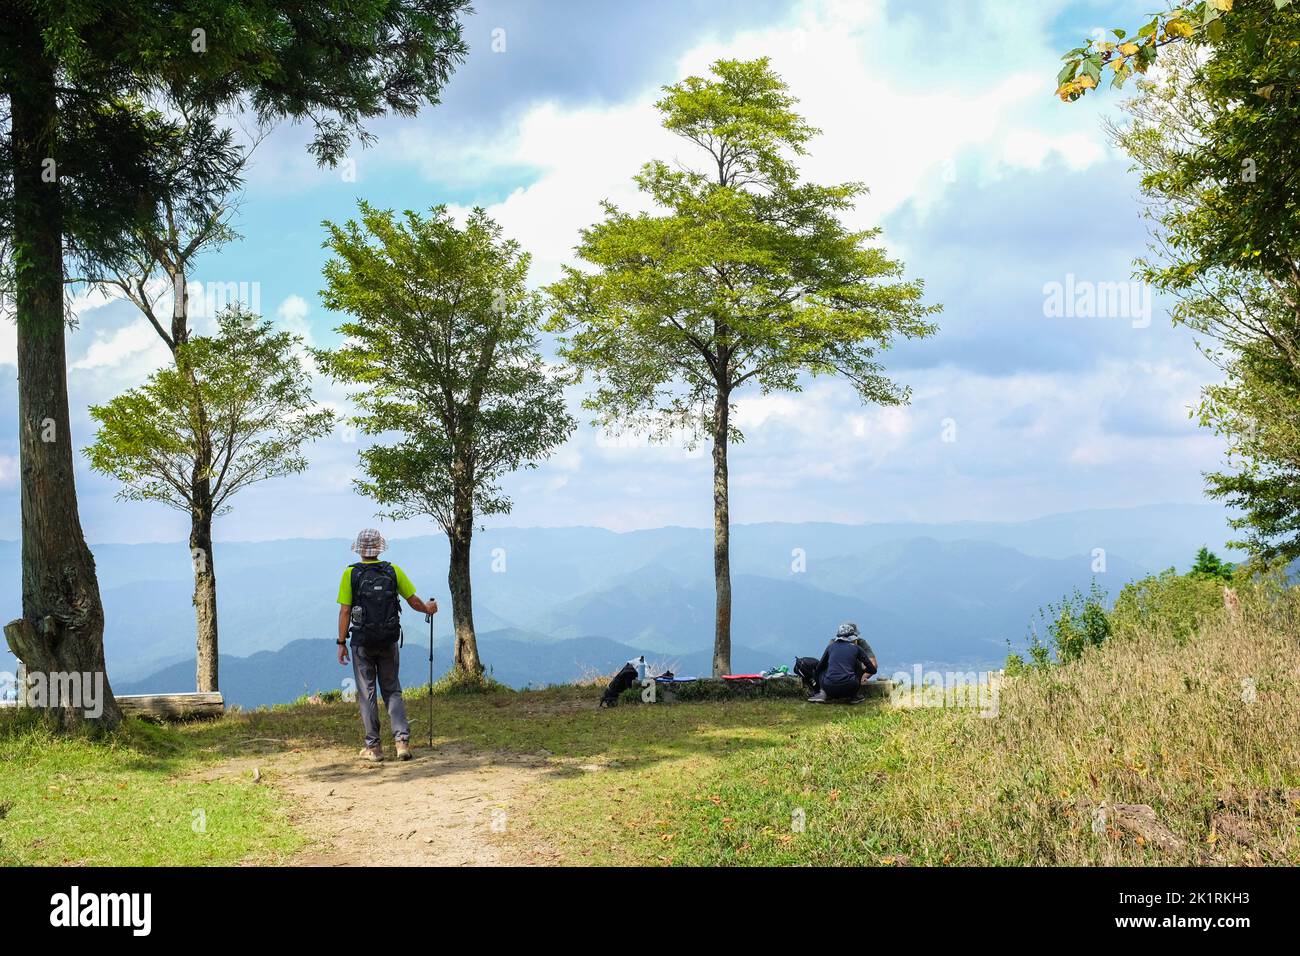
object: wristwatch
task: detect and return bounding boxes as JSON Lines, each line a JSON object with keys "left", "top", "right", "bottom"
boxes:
{"left": 336, "top": 639, "right": 347, "bottom": 645}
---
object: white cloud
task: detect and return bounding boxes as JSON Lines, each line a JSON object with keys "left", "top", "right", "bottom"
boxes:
{"left": 0, "top": 316, "right": 13, "bottom": 368}
{"left": 277, "top": 293, "right": 314, "bottom": 345}
{"left": 70, "top": 319, "right": 171, "bottom": 374}
{"left": 370, "top": 0, "right": 1114, "bottom": 284}
{"left": 2, "top": 284, "right": 127, "bottom": 368}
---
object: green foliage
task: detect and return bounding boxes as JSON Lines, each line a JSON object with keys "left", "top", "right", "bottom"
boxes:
{"left": 1109, "top": 568, "right": 1228, "bottom": 643}
{"left": 1200, "top": 348, "right": 1300, "bottom": 562}
{"left": 1036, "top": 582, "right": 1112, "bottom": 664}
{"left": 1004, "top": 633, "right": 1053, "bottom": 675}
{"left": 547, "top": 56, "right": 939, "bottom": 443}
{"left": 1013, "top": 548, "right": 1240, "bottom": 671}
{"left": 85, "top": 308, "right": 336, "bottom": 514}
{"left": 314, "top": 203, "right": 575, "bottom": 531}
{"left": 1189, "top": 546, "right": 1236, "bottom": 580}
{"left": 87, "top": 106, "right": 249, "bottom": 344}
{"left": 2, "top": 0, "right": 470, "bottom": 286}
{"left": 1099, "top": 7, "right": 1300, "bottom": 563}
{"left": 1055, "top": 2, "right": 1292, "bottom": 101}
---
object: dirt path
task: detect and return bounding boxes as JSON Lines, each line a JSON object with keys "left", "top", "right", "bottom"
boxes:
{"left": 205, "top": 744, "right": 561, "bottom": 866}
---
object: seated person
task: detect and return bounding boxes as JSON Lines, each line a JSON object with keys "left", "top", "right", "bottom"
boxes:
{"left": 808, "top": 621, "right": 878, "bottom": 703}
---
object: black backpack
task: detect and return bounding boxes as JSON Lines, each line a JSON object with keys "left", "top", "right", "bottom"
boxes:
{"left": 599, "top": 662, "right": 639, "bottom": 708}
{"left": 349, "top": 561, "right": 402, "bottom": 647}
{"left": 793, "top": 656, "right": 821, "bottom": 693}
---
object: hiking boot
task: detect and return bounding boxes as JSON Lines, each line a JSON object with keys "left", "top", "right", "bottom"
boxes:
{"left": 806, "top": 691, "right": 828, "bottom": 703}
{"left": 359, "top": 746, "right": 383, "bottom": 763}
{"left": 395, "top": 739, "right": 412, "bottom": 761}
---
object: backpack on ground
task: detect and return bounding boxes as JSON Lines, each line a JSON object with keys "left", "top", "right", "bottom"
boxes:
{"left": 793, "top": 656, "right": 820, "bottom": 693}
{"left": 349, "top": 561, "right": 402, "bottom": 647}
{"left": 600, "top": 662, "right": 639, "bottom": 708}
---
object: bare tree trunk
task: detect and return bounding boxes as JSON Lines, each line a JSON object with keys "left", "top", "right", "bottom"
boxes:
{"left": 447, "top": 483, "right": 483, "bottom": 677}
{"left": 3, "top": 27, "right": 120, "bottom": 728}
{"left": 190, "top": 503, "right": 218, "bottom": 692}
{"left": 711, "top": 389, "right": 732, "bottom": 677}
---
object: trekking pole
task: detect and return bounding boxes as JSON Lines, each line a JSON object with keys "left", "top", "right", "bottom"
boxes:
{"left": 426, "top": 611, "right": 434, "bottom": 750}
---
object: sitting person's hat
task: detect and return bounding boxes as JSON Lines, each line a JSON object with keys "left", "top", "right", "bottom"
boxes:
{"left": 351, "top": 528, "right": 388, "bottom": 558}
{"left": 835, "top": 621, "right": 860, "bottom": 640}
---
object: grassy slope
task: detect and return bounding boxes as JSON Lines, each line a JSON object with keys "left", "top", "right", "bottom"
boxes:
{"left": 529, "top": 595, "right": 1300, "bottom": 865}
{"left": 2, "top": 594, "right": 1296, "bottom": 866}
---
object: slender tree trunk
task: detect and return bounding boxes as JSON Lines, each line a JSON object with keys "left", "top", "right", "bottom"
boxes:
{"left": 2, "top": 27, "right": 120, "bottom": 728}
{"left": 447, "top": 482, "right": 483, "bottom": 677}
{"left": 177, "top": 289, "right": 219, "bottom": 693}
{"left": 711, "top": 388, "right": 733, "bottom": 677}
{"left": 189, "top": 501, "right": 218, "bottom": 692}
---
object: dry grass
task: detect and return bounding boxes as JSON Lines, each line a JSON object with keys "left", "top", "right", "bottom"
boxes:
{"left": 956, "top": 589, "right": 1300, "bottom": 864}
{"left": 528, "top": 587, "right": 1300, "bottom": 865}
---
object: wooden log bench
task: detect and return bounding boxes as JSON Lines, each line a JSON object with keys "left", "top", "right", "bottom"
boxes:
{"left": 116, "top": 692, "right": 225, "bottom": 720}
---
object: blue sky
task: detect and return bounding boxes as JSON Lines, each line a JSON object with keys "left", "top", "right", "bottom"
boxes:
{"left": 0, "top": 0, "right": 1230, "bottom": 544}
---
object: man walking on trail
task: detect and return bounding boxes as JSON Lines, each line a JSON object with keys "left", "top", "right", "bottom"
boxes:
{"left": 338, "top": 529, "right": 438, "bottom": 762}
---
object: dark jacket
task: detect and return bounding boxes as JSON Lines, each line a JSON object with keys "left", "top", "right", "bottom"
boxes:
{"left": 817, "top": 638, "right": 875, "bottom": 688}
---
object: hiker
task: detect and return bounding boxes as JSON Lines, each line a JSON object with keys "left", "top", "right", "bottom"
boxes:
{"left": 337, "top": 529, "right": 438, "bottom": 762}
{"left": 807, "top": 622, "right": 878, "bottom": 704}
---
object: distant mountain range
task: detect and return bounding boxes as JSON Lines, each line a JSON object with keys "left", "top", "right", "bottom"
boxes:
{"left": 1, "top": 503, "right": 1237, "bottom": 701}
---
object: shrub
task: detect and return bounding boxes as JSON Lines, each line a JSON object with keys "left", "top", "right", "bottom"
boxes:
{"left": 1109, "top": 568, "right": 1226, "bottom": 644}
{"left": 429, "top": 667, "right": 510, "bottom": 696}
{"left": 1009, "top": 582, "right": 1110, "bottom": 670}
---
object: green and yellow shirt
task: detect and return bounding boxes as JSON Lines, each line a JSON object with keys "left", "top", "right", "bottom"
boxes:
{"left": 337, "top": 560, "right": 416, "bottom": 606}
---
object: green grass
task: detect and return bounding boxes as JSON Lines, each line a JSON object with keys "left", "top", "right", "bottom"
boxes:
{"left": 527, "top": 699, "right": 908, "bottom": 865}
{"left": 0, "top": 681, "right": 865, "bottom": 865}
{"left": 4, "top": 591, "right": 1297, "bottom": 867}
{"left": 0, "top": 710, "right": 301, "bottom": 866}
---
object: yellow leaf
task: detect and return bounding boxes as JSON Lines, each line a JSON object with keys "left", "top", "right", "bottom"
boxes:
{"left": 1119, "top": 42, "right": 1139, "bottom": 56}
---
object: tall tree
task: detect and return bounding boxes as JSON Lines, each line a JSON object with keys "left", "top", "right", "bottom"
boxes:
{"left": 88, "top": 106, "right": 255, "bottom": 691}
{"left": 316, "top": 204, "right": 575, "bottom": 678}
{"left": 0, "top": 0, "right": 467, "bottom": 727}
{"left": 547, "top": 58, "right": 939, "bottom": 676}
{"left": 84, "top": 309, "right": 336, "bottom": 691}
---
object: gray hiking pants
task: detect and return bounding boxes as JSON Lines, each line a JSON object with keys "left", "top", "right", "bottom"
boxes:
{"left": 352, "top": 642, "right": 409, "bottom": 749}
